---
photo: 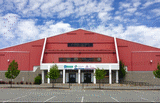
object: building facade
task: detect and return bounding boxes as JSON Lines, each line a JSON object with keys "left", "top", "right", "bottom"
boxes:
{"left": 0, "top": 29, "right": 160, "bottom": 85}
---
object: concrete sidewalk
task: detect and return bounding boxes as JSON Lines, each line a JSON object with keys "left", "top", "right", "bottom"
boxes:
{"left": 0, "top": 83, "right": 160, "bottom": 90}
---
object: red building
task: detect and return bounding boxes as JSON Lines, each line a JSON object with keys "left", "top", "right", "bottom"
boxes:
{"left": 0, "top": 29, "right": 160, "bottom": 85}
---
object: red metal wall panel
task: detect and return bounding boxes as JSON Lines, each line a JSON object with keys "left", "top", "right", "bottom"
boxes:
{"left": 43, "top": 29, "right": 117, "bottom": 63}
{"left": 45, "top": 44, "right": 115, "bottom": 50}
{"left": 117, "top": 38, "right": 160, "bottom": 71}
{"left": 43, "top": 53, "right": 117, "bottom": 63}
{"left": 0, "top": 52, "right": 29, "bottom": 71}
{"left": 131, "top": 52, "right": 160, "bottom": 71}
{"left": 0, "top": 39, "right": 44, "bottom": 71}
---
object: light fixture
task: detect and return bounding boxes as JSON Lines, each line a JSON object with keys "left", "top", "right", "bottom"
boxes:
{"left": 150, "top": 60, "right": 152, "bottom": 63}
{"left": 7, "top": 59, "right": 10, "bottom": 62}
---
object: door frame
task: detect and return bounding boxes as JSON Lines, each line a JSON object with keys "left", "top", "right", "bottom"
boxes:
{"left": 84, "top": 73, "right": 91, "bottom": 83}
{"left": 69, "top": 73, "right": 76, "bottom": 83}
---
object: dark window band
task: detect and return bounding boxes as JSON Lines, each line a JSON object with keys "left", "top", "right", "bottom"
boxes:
{"left": 68, "top": 43, "right": 93, "bottom": 47}
{"left": 59, "top": 58, "right": 101, "bottom": 62}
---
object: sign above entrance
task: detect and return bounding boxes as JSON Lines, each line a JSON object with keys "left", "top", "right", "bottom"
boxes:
{"left": 85, "top": 65, "right": 95, "bottom": 69}
{"left": 64, "top": 65, "right": 74, "bottom": 69}
{"left": 74, "top": 65, "right": 85, "bottom": 69}
{"left": 64, "top": 65, "right": 96, "bottom": 70}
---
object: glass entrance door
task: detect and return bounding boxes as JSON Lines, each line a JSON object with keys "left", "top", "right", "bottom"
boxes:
{"left": 84, "top": 73, "right": 91, "bottom": 83}
{"left": 69, "top": 73, "right": 76, "bottom": 83}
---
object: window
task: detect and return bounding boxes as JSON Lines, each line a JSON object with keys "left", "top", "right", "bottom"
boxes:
{"left": 59, "top": 58, "right": 101, "bottom": 62}
{"left": 68, "top": 43, "right": 93, "bottom": 47}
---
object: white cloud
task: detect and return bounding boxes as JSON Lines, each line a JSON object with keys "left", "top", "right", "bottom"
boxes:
{"left": 118, "top": 1, "right": 140, "bottom": 16}
{"left": 0, "top": 0, "right": 114, "bottom": 19}
{"left": 14, "top": 0, "right": 28, "bottom": 11}
{"left": 91, "top": 25, "right": 160, "bottom": 48}
{"left": 133, "top": 1, "right": 141, "bottom": 7}
{"left": 151, "top": 8, "right": 160, "bottom": 16}
{"left": 126, "top": 8, "right": 137, "bottom": 13}
{"left": 135, "top": 12, "right": 143, "bottom": 16}
{"left": 114, "top": 16, "right": 122, "bottom": 21}
{"left": 15, "top": 19, "right": 39, "bottom": 42}
{"left": 0, "top": 0, "right": 3, "bottom": 4}
{"left": 142, "top": 0, "right": 160, "bottom": 8}
{"left": 119, "top": 3, "right": 131, "bottom": 10}
{"left": 98, "top": 12, "right": 111, "bottom": 22}
{"left": 40, "top": 0, "right": 61, "bottom": 10}
{"left": 38, "top": 21, "right": 73, "bottom": 39}
{"left": 0, "top": 13, "right": 19, "bottom": 39}
{"left": 0, "top": 13, "right": 75, "bottom": 49}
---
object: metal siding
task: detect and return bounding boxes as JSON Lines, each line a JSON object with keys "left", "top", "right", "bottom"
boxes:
{"left": 0, "top": 39, "right": 44, "bottom": 71}
{"left": 44, "top": 29, "right": 117, "bottom": 63}
{"left": 117, "top": 38, "right": 160, "bottom": 71}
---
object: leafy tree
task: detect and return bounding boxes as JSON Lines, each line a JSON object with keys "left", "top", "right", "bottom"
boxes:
{"left": 94, "top": 68, "right": 106, "bottom": 88}
{"left": 153, "top": 63, "right": 160, "bottom": 78}
{"left": 5, "top": 60, "right": 20, "bottom": 88}
{"left": 46, "top": 64, "right": 60, "bottom": 87}
{"left": 119, "top": 61, "right": 126, "bottom": 80}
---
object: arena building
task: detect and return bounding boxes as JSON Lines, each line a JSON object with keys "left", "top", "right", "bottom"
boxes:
{"left": 0, "top": 29, "right": 160, "bottom": 85}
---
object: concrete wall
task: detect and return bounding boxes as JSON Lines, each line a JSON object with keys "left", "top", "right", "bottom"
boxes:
{"left": 123, "top": 71, "right": 160, "bottom": 86}
{"left": 0, "top": 67, "right": 41, "bottom": 83}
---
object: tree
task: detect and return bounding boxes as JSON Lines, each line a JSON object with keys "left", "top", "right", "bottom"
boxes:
{"left": 46, "top": 64, "right": 60, "bottom": 87}
{"left": 94, "top": 68, "right": 106, "bottom": 89}
{"left": 153, "top": 63, "right": 160, "bottom": 78}
{"left": 5, "top": 60, "right": 20, "bottom": 88}
{"left": 119, "top": 61, "right": 126, "bottom": 80}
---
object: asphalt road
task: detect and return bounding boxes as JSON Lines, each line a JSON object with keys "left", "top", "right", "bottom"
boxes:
{"left": 0, "top": 87, "right": 160, "bottom": 102}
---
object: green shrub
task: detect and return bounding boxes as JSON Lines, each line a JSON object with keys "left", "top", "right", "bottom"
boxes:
{"left": 153, "top": 70, "right": 160, "bottom": 78}
{"left": 34, "top": 75, "right": 42, "bottom": 84}
{"left": 153, "top": 63, "right": 160, "bottom": 78}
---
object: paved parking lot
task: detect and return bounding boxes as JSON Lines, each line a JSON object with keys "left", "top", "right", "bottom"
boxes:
{"left": 0, "top": 86, "right": 160, "bottom": 102}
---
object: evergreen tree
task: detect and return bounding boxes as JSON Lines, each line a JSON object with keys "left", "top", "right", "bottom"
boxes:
{"left": 119, "top": 61, "right": 126, "bottom": 79}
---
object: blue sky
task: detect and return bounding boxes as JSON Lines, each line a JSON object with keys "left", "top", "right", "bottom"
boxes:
{"left": 0, "top": 0, "right": 160, "bottom": 49}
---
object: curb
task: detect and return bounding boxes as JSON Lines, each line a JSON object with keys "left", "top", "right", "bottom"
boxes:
{"left": 83, "top": 88, "right": 160, "bottom": 90}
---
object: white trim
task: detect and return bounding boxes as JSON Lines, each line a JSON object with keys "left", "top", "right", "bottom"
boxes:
{"left": 109, "top": 66, "right": 112, "bottom": 84}
{"left": 78, "top": 69, "right": 80, "bottom": 84}
{"left": 40, "top": 37, "right": 47, "bottom": 64}
{"left": 33, "top": 66, "right": 40, "bottom": 72}
{"left": 47, "top": 65, "right": 50, "bottom": 84}
{"left": 132, "top": 51, "right": 160, "bottom": 52}
{"left": 116, "top": 70, "right": 118, "bottom": 83}
{"left": 63, "top": 69, "right": 65, "bottom": 84}
{"left": 0, "top": 51, "right": 29, "bottom": 53}
{"left": 42, "top": 70, "right": 44, "bottom": 84}
{"left": 93, "top": 69, "right": 96, "bottom": 84}
{"left": 114, "top": 37, "right": 119, "bottom": 63}
{"left": 40, "top": 63, "right": 119, "bottom": 70}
